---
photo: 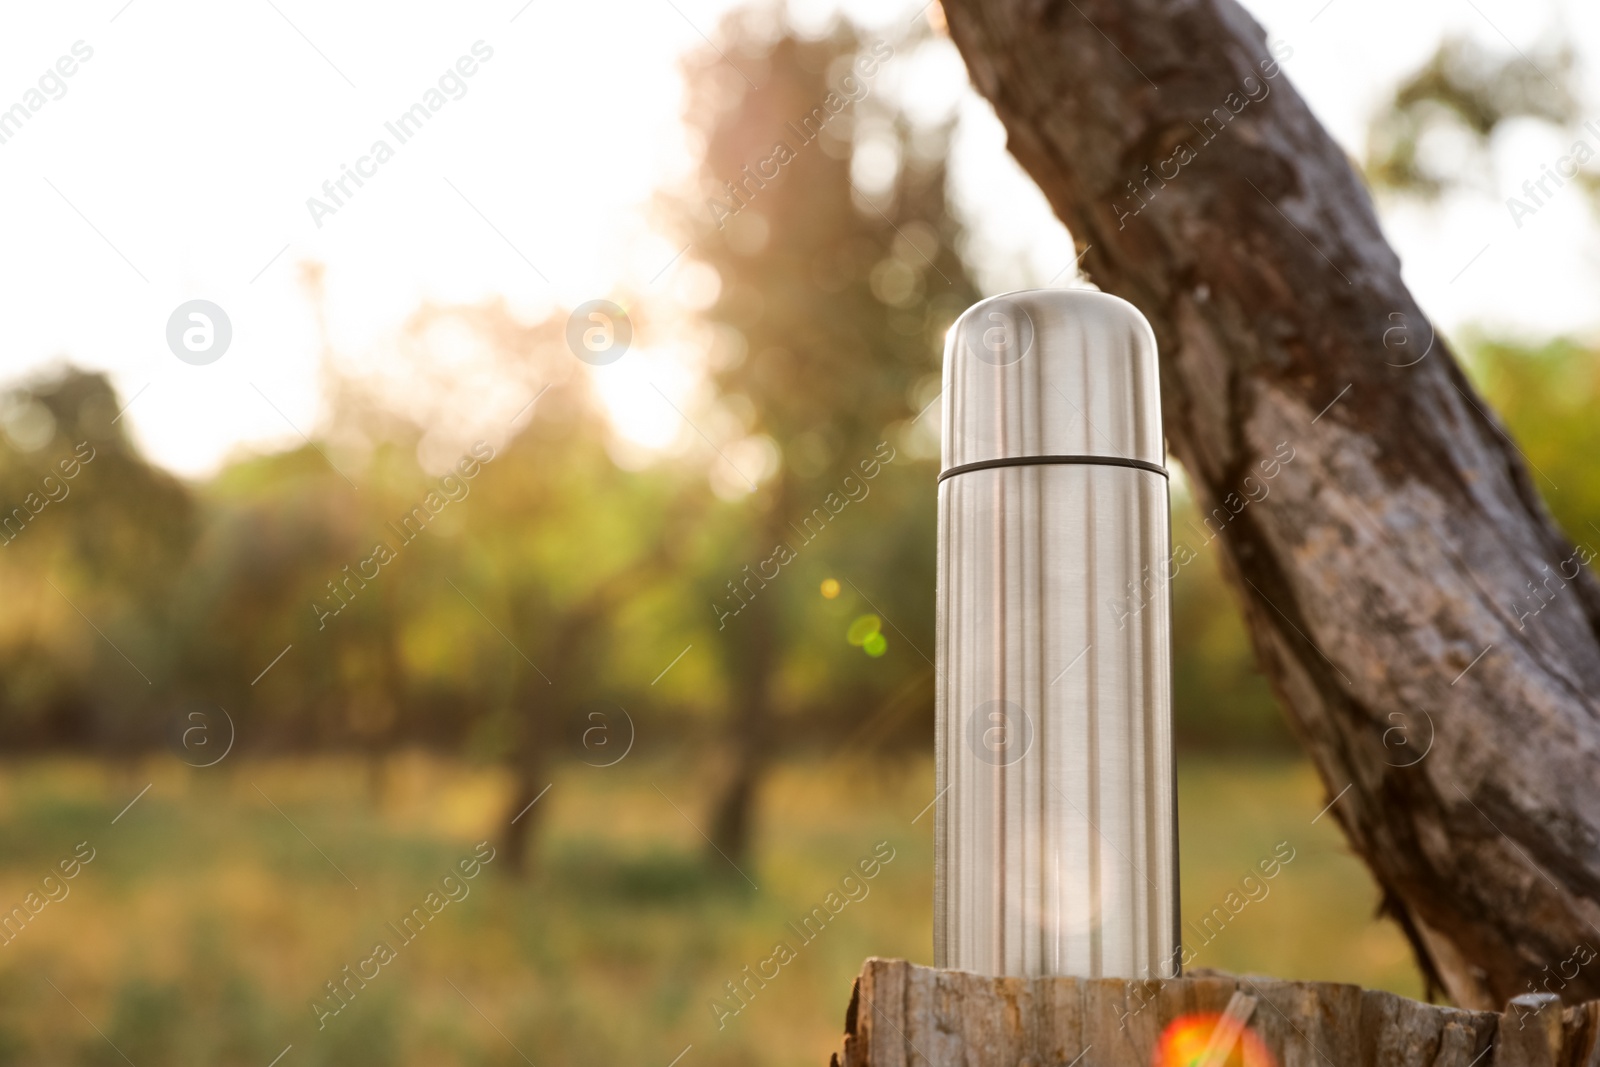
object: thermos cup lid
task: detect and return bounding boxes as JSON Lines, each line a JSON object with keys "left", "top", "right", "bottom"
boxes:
{"left": 940, "top": 288, "right": 1165, "bottom": 477}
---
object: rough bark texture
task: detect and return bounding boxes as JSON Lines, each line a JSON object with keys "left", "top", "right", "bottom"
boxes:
{"left": 832, "top": 959, "right": 1600, "bottom": 1066}
{"left": 936, "top": 0, "right": 1600, "bottom": 1007}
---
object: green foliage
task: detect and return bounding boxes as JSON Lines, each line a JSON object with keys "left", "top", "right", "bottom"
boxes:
{"left": 7, "top": 9, "right": 1591, "bottom": 864}
{"left": 0, "top": 20, "right": 982, "bottom": 782}
{"left": 1168, "top": 483, "right": 1294, "bottom": 752}
{"left": 1365, "top": 35, "right": 1589, "bottom": 200}
{"left": 1460, "top": 333, "right": 1600, "bottom": 547}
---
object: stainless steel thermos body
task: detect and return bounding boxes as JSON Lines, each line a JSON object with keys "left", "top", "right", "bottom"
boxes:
{"left": 934, "top": 288, "right": 1178, "bottom": 978}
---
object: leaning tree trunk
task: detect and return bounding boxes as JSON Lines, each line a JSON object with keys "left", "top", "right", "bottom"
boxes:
{"left": 938, "top": 0, "right": 1600, "bottom": 1007}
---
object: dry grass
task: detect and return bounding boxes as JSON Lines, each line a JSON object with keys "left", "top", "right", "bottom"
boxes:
{"left": 0, "top": 751, "right": 1419, "bottom": 1066}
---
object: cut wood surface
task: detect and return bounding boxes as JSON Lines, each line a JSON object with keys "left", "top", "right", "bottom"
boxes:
{"left": 832, "top": 959, "right": 1600, "bottom": 1066}
{"left": 937, "top": 0, "right": 1600, "bottom": 1007}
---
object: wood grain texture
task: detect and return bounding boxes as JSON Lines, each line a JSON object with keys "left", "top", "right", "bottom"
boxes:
{"left": 828, "top": 960, "right": 1600, "bottom": 1066}
{"left": 935, "top": 0, "right": 1600, "bottom": 1006}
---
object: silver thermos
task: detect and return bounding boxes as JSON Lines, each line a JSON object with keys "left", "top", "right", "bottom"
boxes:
{"left": 934, "top": 288, "right": 1179, "bottom": 978}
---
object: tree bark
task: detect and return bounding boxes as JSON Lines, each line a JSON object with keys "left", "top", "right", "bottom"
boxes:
{"left": 832, "top": 959, "right": 1598, "bottom": 1067}
{"left": 938, "top": 0, "right": 1600, "bottom": 1007}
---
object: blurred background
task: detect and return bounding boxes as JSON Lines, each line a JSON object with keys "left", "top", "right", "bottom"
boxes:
{"left": 2, "top": 0, "right": 1599, "bottom": 1063}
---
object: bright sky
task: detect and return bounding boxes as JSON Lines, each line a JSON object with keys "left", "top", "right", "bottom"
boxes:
{"left": 0, "top": 0, "right": 1594, "bottom": 477}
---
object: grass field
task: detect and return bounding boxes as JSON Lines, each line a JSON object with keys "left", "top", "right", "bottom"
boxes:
{"left": 0, "top": 752, "right": 1422, "bottom": 1066}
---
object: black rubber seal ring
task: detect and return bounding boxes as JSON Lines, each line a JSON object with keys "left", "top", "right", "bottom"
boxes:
{"left": 938, "top": 454, "right": 1169, "bottom": 483}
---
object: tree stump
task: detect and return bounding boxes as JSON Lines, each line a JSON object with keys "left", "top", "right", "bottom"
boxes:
{"left": 831, "top": 959, "right": 1600, "bottom": 1066}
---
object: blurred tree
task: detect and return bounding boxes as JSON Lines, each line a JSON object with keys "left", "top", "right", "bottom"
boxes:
{"left": 0, "top": 315, "right": 715, "bottom": 882}
{"left": 190, "top": 295, "right": 706, "bottom": 874}
{"left": 1461, "top": 334, "right": 1600, "bottom": 549}
{"left": 433, "top": 312, "right": 703, "bottom": 873}
{"left": 0, "top": 369, "right": 194, "bottom": 748}
{"left": 1364, "top": 36, "right": 1581, "bottom": 198}
{"left": 674, "top": 12, "right": 980, "bottom": 866}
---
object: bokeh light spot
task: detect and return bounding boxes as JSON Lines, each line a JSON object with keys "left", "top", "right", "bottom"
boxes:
{"left": 846, "top": 614, "right": 881, "bottom": 647}
{"left": 1153, "top": 1012, "right": 1275, "bottom": 1067}
{"left": 820, "top": 578, "right": 841, "bottom": 599}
